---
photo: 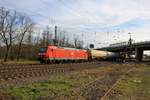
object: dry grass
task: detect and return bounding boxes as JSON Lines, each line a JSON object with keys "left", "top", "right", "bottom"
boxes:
{"left": 106, "top": 65, "right": 150, "bottom": 100}
{"left": 0, "top": 59, "right": 39, "bottom": 65}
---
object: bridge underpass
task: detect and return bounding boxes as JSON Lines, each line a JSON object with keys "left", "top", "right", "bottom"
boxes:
{"left": 97, "top": 41, "right": 150, "bottom": 62}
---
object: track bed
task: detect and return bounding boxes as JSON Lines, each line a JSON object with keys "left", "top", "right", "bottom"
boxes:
{"left": 0, "top": 62, "right": 149, "bottom": 100}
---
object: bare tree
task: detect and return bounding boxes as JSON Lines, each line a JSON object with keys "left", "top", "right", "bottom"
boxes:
{"left": 41, "top": 31, "right": 47, "bottom": 46}
{"left": 0, "top": 7, "right": 19, "bottom": 62}
{"left": 57, "top": 30, "right": 74, "bottom": 47}
{"left": 73, "top": 34, "right": 83, "bottom": 48}
{"left": 57, "top": 30, "right": 66, "bottom": 46}
{"left": 16, "top": 15, "right": 34, "bottom": 61}
{"left": 73, "top": 34, "right": 78, "bottom": 47}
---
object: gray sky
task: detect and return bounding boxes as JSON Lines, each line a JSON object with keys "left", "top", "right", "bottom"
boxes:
{"left": 0, "top": 0, "right": 150, "bottom": 47}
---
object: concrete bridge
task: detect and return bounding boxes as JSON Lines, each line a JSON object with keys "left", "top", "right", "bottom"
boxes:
{"left": 97, "top": 41, "right": 150, "bottom": 61}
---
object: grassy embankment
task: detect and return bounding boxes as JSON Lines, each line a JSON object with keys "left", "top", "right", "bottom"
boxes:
{"left": 2, "top": 63, "right": 150, "bottom": 100}
{"left": 107, "top": 64, "right": 150, "bottom": 100}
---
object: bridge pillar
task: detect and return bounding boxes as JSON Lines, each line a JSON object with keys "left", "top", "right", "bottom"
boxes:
{"left": 135, "top": 48, "right": 143, "bottom": 62}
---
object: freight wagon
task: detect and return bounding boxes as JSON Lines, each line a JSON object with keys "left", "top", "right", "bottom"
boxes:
{"left": 90, "top": 49, "right": 124, "bottom": 61}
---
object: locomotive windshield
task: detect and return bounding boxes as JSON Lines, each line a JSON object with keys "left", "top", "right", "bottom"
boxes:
{"left": 39, "top": 47, "right": 47, "bottom": 53}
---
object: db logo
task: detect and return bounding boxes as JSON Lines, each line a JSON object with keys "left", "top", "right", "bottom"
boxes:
{"left": 71, "top": 52, "right": 74, "bottom": 55}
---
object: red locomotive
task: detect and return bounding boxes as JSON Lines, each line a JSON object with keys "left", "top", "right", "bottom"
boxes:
{"left": 38, "top": 45, "right": 89, "bottom": 64}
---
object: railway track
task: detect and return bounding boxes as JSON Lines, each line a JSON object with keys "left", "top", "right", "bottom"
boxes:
{"left": 40, "top": 63, "right": 135, "bottom": 100}
{"left": 0, "top": 62, "right": 101, "bottom": 82}
{"left": 100, "top": 67, "right": 135, "bottom": 100}
{"left": 79, "top": 63, "right": 136, "bottom": 100}
{"left": 73, "top": 63, "right": 136, "bottom": 100}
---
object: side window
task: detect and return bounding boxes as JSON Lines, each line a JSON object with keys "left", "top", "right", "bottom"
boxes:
{"left": 39, "top": 47, "right": 47, "bottom": 53}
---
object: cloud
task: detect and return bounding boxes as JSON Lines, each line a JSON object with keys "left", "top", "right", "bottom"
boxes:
{"left": 0, "top": 0, "right": 150, "bottom": 46}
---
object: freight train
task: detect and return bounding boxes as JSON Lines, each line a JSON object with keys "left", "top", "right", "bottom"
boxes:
{"left": 38, "top": 45, "right": 124, "bottom": 64}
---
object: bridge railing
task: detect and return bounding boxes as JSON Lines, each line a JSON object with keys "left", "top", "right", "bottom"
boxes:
{"left": 109, "top": 41, "right": 128, "bottom": 47}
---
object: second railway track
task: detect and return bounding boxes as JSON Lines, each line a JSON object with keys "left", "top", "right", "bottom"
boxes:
{"left": 0, "top": 62, "right": 102, "bottom": 82}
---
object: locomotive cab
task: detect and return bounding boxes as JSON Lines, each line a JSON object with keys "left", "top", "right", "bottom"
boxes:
{"left": 38, "top": 47, "right": 48, "bottom": 64}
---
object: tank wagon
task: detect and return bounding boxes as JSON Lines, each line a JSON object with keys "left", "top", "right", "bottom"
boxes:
{"left": 38, "top": 45, "right": 124, "bottom": 64}
{"left": 90, "top": 49, "right": 123, "bottom": 61}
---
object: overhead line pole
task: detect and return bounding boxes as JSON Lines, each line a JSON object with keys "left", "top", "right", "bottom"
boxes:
{"left": 54, "top": 25, "right": 57, "bottom": 46}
